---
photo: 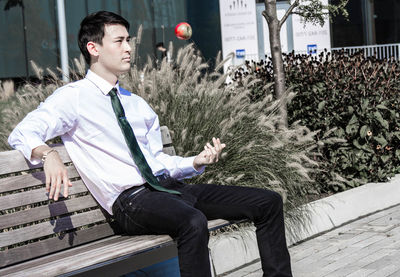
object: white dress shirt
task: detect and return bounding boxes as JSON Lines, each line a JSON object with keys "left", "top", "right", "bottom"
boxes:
{"left": 8, "top": 70, "right": 203, "bottom": 214}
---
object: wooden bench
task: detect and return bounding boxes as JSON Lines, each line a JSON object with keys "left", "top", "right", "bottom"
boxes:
{"left": 0, "top": 126, "right": 231, "bottom": 277}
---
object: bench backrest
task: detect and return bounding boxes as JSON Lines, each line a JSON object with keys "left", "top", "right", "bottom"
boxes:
{"left": 0, "top": 126, "right": 175, "bottom": 268}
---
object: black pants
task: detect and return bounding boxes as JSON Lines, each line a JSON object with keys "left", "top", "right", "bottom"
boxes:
{"left": 112, "top": 177, "right": 292, "bottom": 277}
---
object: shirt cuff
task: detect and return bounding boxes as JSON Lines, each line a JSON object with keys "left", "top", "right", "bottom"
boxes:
{"left": 15, "top": 139, "right": 46, "bottom": 165}
{"left": 179, "top": 156, "right": 205, "bottom": 178}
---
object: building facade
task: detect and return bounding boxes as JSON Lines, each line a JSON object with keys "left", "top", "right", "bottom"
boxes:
{"left": 0, "top": 0, "right": 197, "bottom": 79}
{"left": 0, "top": 0, "right": 398, "bottom": 80}
{"left": 331, "top": 0, "right": 400, "bottom": 47}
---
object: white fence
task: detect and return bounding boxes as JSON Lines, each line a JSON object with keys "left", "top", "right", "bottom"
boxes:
{"left": 332, "top": 43, "right": 400, "bottom": 60}
{"left": 230, "top": 43, "right": 400, "bottom": 67}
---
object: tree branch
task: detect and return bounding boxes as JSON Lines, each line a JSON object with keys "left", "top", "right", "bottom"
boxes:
{"left": 262, "top": 10, "right": 272, "bottom": 24}
{"left": 279, "top": 0, "right": 300, "bottom": 28}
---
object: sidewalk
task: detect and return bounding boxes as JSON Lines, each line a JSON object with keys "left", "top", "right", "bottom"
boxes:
{"left": 224, "top": 204, "right": 400, "bottom": 277}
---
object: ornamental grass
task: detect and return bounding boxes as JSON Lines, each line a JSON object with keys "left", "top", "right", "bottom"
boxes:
{"left": 120, "top": 42, "right": 322, "bottom": 233}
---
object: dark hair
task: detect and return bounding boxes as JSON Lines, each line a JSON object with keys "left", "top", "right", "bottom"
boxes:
{"left": 78, "top": 11, "right": 130, "bottom": 65}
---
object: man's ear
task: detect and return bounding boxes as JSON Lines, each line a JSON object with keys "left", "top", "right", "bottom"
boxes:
{"left": 87, "top": 41, "right": 99, "bottom": 57}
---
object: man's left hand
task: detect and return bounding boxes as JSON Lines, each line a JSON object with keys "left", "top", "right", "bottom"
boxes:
{"left": 193, "top": 137, "right": 226, "bottom": 171}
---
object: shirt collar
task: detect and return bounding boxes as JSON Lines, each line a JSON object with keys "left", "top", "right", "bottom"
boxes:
{"left": 85, "top": 70, "right": 120, "bottom": 96}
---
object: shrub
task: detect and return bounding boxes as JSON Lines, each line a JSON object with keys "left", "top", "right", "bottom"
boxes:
{"left": 242, "top": 50, "right": 400, "bottom": 192}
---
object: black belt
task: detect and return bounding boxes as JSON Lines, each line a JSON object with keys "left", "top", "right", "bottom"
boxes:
{"left": 113, "top": 173, "right": 172, "bottom": 213}
{"left": 120, "top": 173, "right": 170, "bottom": 198}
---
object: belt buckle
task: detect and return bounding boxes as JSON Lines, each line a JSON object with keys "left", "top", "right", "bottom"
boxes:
{"left": 156, "top": 172, "right": 170, "bottom": 182}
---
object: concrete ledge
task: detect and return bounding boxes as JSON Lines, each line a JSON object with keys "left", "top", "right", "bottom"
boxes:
{"left": 209, "top": 175, "right": 400, "bottom": 275}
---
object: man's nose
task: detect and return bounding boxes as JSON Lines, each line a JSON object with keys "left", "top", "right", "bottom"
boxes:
{"left": 124, "top": 40, "right": 131, "bottom": 52}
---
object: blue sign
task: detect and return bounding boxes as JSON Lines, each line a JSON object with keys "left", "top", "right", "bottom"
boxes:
{"left": 236, "top": 49, "right": 246, "bottom": 58}
{"left": 307, "top": 44, "right": 317, "bottom": 54}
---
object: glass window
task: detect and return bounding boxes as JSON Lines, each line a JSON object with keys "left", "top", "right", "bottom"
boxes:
{"left": 87, "top": 0, "right": 120, "bottom": 14}
{"left": 153, "top": 0, "right": 187, "bottom": 59}
{"left": 187, "top": 0, "right": 222, "bottom": 63}
{"left": 374, "top": 0, "right": 400, "bottom": 44}
{"left": 330, "top": 0, "right": 364, "bottom": 47}
{"left": 120, "top": 0, "right": 158, "bottom": 65}
{"left": 0, "top": 1, "right": 27, "bottom": 78}
{"left": 65, "top": 0, "right": 89, "bottom": 68}
{"left": 24, "top": 0, "right": 58, "bottom": 76}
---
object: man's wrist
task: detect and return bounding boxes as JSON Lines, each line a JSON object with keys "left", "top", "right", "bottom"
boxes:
{"left": 193, "top": 157, "right": 200, "bottom": 170}
{"left": 41, "top": 149, "right": 58, "bottom": 164}
{"left": 193, "top": 157, "right": 205, "bottom": 172}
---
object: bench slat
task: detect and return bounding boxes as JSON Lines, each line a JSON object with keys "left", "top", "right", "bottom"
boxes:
{"left": 0, "top": 209, "right": 107, "bottom": 248}
{"left": 0, "top": 234, "right": 173, "bottom": 276}
{"left": 0, "top": 223, "right": 116, "bottom": 268}
{"left": 0, "top": 195, "right": 98, "bottom": 230}
{"left": 0, "top": 145, "right": 71, "bottom": 176}
{"left": 0, "top": 180, "right": 88, "bottom": 211}
{"left": 160, "top": 126, "right": 172, "bottom": 145}
{"left": 0, "top": 165, "right": 79, "bottom": 194}
{"left": 0, "top": 219, "right": 229, "bottom": 276}
{"left": 162, "top": 146, "right": 176, "bottom": 156}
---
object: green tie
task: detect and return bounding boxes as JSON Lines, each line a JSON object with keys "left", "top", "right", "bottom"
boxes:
{"left": 108, "top": 88, "right": 180, "bottom": 194}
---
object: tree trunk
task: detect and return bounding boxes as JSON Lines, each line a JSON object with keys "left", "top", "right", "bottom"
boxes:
{"left": 263, "top": 0, "right": 288, "bottom": 128}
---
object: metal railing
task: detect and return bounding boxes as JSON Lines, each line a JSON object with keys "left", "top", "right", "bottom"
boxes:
{"left": 230, "top": 43, "right": 400, "bottom": 66}
{"left": 332, "top": 43, "right": 400, "bottom": 60}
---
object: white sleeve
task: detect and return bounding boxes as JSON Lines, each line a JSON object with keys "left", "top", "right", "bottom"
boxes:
{"left": 144, "top": 103, "right": 205, "bottom": 180}
{"left": 8, "top": 85, "right": 79, "bottom": 165}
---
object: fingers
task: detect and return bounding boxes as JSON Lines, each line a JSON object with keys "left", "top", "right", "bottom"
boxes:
{"left": 47, "top": 169, "right": 71, "bottom": 201}
{"left": 53, "top": 174, "right": 61, "bottom": 201}
{"left": 195, "top": 137, "right": 227, "bottom": 168}
{"left": 208, "top": 141, "right": 219, "bottom": 162}
{"left": 48, "top": 174, "right": 57, "bottom": 200}
{"left": 203, "top": 137, "right": 226, "bottom": 164}
{"left": 63, "top": 172, "right": 70, "bottom": 198}
{"left": 204, "top": 145, "right": 214, "bottom": 163}
{"left": 45, "top": 173, "right": 50, "bottom": 193}
{"left": 214, "top": 138, "right": 226, "bottom": 151}
{"left": 43, "top": 150, "right": 71, "bottom": 201}
{"left": 213, "top": 138, "right": 221, "bottom": 153}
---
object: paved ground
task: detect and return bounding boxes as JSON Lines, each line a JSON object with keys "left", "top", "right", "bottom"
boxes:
{"left": 224, "top": 204, "right": 400, "bottom": 277}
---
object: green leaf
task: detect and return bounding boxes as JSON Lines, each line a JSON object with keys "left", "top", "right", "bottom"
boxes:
{"left": 317, "top": 101, "right": 326, "bottom": 112}
{"left": 360, "top": 125, "right": 368, "bottom": 139}
{"left": 396, "top": 149, "right": 400, "bottom": 159}
{"left": 348, "top": 114, "right": 358, "bottom": 125}
{"left": 348, "top": 106, "right": 354, "bottom": 114}
{"left": 381, "top": 155, "right": 390, "bottom": 163}
{"left": 361, "top": 99, "right": 369, "bottom": 112}
{"left": 346, "top": 115, "right": 359, "bottom": 134}
{"left": 373, "top": 136, "right": 388, "bottom": 148}
{"left": 373, "top": 111, "right": 389, "bottom": 129}
{"left": 335, "top": 128, "right": 345, "bottom": 138}
{"left": 393, "top": 132, "right": 400, "bottom": 140}
{"left": 352, "top": 139, "right": 362, "bottom": 149}
{"left": 376, "top": 104, "right": 388, "bottom": 110}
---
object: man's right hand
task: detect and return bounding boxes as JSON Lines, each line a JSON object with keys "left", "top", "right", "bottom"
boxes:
{"left": 32, "top": 146, "right": 73, "bottom": 201}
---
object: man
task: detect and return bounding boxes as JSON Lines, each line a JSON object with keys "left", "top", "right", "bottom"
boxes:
{"left": 8, "top": 11, "right": 292, "bottom": 277}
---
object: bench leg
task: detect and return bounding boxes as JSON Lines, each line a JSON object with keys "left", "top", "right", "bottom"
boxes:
{"left": 210, "top": 249, "right": 216, "bottom": 277}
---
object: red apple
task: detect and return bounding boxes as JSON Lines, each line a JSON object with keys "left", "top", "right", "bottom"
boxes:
{"left": 175, "top": 22, "right": 192, "bottom": 40}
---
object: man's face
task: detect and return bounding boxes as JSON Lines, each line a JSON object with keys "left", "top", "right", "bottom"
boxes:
{"left": 95, "top": 24, "right": 131, "bottom": 76}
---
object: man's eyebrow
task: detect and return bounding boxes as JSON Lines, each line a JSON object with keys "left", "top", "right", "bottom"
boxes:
{"left": 113, "top": 35, "right": 131, "bottom": 40}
